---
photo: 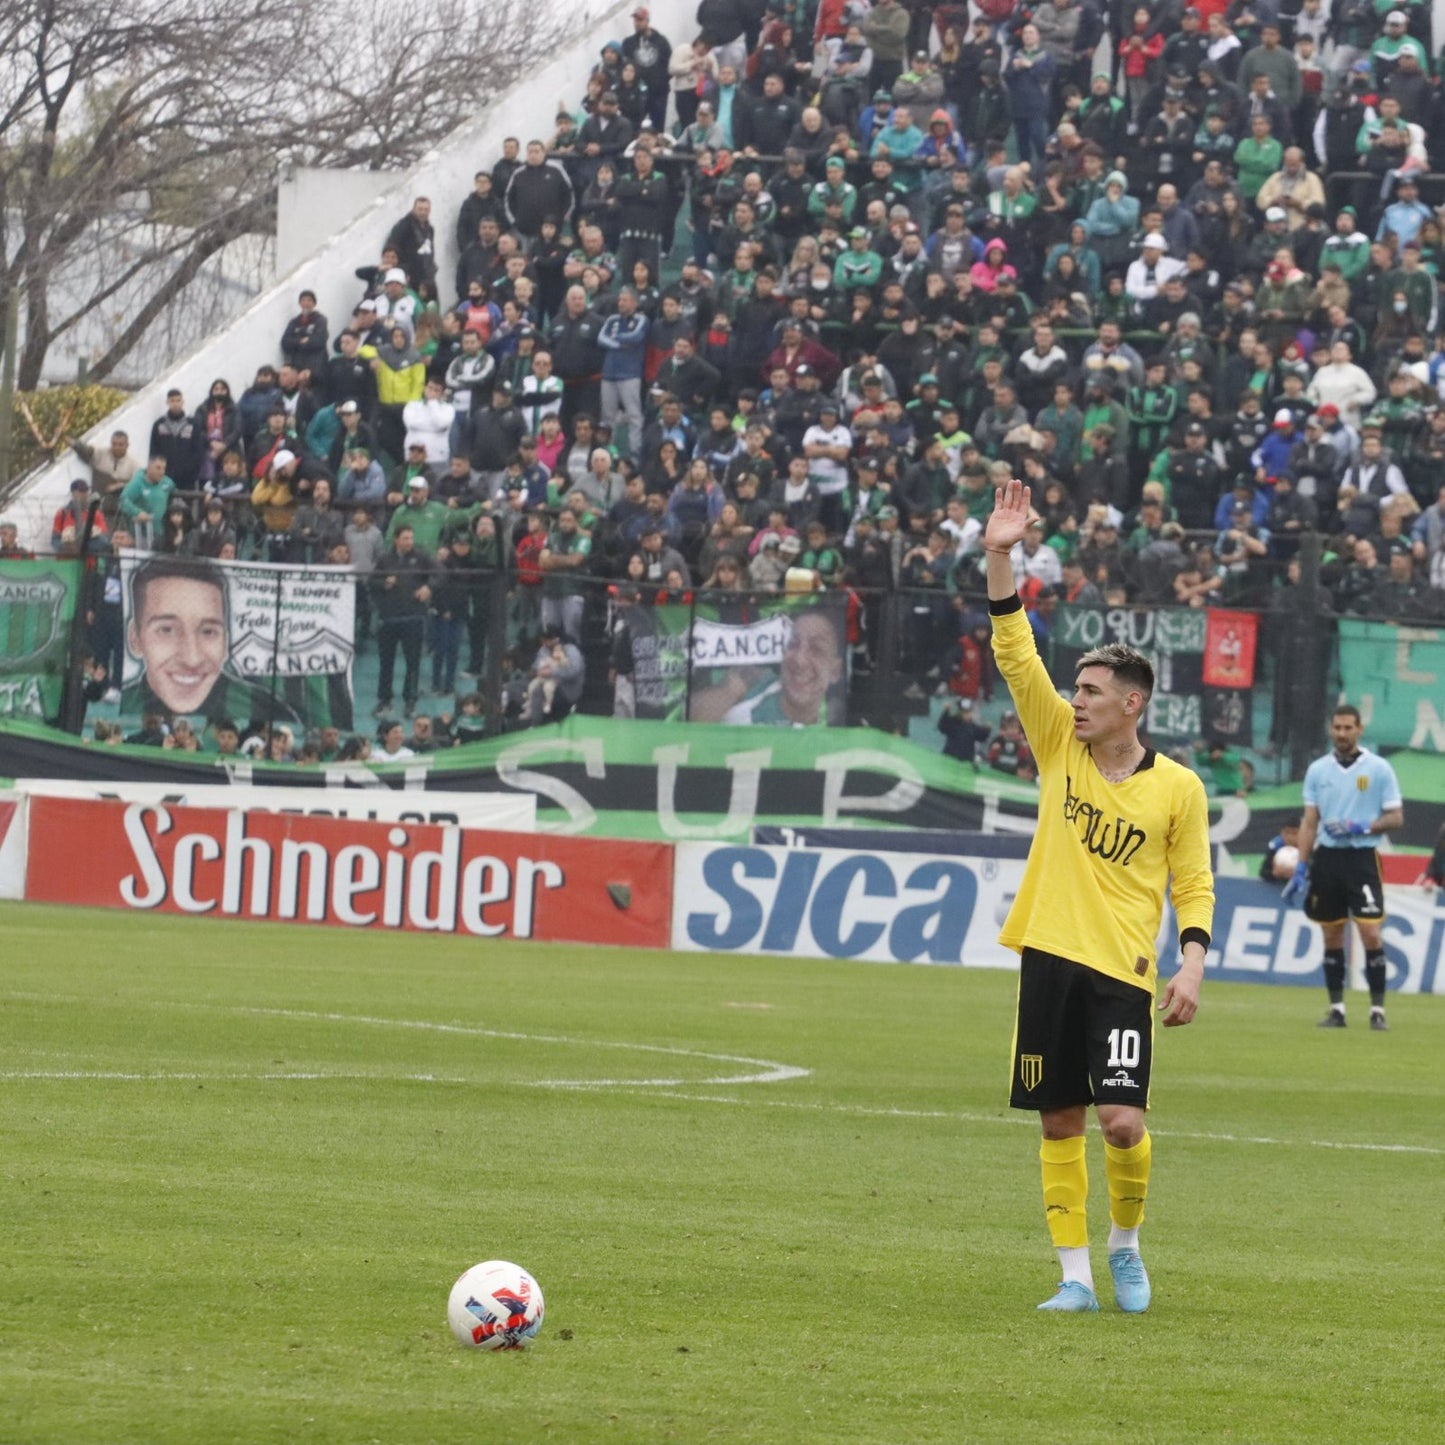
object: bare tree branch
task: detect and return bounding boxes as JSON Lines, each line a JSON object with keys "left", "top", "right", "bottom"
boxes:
{"left": 1, "top": 0, "right": 570, "bottom": 388}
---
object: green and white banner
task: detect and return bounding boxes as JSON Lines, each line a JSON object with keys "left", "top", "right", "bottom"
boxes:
{"left": 118, "top": 552, "right": 356, "bottom": 731}
{"left": 633, "top": 593, "right": 849, "bottom": 725}
{"left": 1049, "top": 604, "right": 1207, "bottom": 742}
{"left": 0, "top": 560, "right": 80, "bottom": 722}
{"left": 1337, "top": 619, "right": 1445, "bottom": 751}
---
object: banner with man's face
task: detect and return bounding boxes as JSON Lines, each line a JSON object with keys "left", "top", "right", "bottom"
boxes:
{"left": 119, "top": 552, "right": 355, "bottom": 730}
{"left": 632, "top": 592, "right": 849, "bottom": 725}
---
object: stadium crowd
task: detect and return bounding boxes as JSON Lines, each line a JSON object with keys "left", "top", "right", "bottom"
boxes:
{"left": 12, "top": 0, "right": 1445, "bottom": 755}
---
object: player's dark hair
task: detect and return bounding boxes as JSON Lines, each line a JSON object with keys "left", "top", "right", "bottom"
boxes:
{"left": 1076, "top": 643, "right": 1154, "bottom": 702}
{"left": 1332, "top": 703, "right": 1362, "bottom": 724}
{"left": 130, "top": 555, "right": 226, "bottom": 621}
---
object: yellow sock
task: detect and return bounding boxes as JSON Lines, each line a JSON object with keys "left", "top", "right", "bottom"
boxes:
{"left": 1039, "top": 1136, "right": 1088, "bottom": 1249}
{"left": 1105, "top": 1131, "right": 1151, "bottom": 1231}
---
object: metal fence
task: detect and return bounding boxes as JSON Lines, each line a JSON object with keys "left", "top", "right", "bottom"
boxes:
{"left": 4, "top": 536, "right": 1443, "bottom": 776}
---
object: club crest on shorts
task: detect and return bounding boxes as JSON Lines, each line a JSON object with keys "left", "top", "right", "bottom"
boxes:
{"left": 1019, "top": 1053, "right": 1043, "bottom": 1091}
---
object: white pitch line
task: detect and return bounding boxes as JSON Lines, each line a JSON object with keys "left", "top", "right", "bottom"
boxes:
{"left": 0, "top": 1070, "right": 465, "bottom": 1083}
{"left": 0, "top": 1000, "right": 811, "bottom": 1090}
{"left": 5, "top": 1000, "right": 1436, "bottom": 1157}
{"left": 568, "top": 1089, "right": 1445, "bottom": 1158}
{"left": 226, "top": 1006, "right": 811, "bottom": 1087}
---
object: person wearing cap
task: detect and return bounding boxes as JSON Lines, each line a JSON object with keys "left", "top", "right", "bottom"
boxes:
{"left": 800, "top": 399, "right": 852, "bottom": 534}
{"left": 767, "top": 319, "right": 842, "bottom": 392}
{"left": 1316, "top": 207, "right": 1369, "bottom": 285}
{"left": 1163, "top": 421, "right": 1223, "bottom": 531}
{"left": 382, "top": 466, "right": 449, "bottom": 554}
{"left": 1377, "top": 173, "right": 1432, "bottom": 249}
{"left": 248, "top": 449, "right": 302, "bottom": 560}
{"left": 1254, "top": 251, "right": 1310, "bottom": 346}
{"left": 1371, "top": 9, "right": 1429, "bottom": 82}
{"left": 576, "top": 86, "right": 634, "bottom": 188}
{"left": 279, "top": 289, "right": 329, "bottom": 384}
{"left": 1138, "top": 89, "right": 1194, "bottom": 193}
{"left": 372, "top": 266, "right": 420, "bottom": 338}
{"left": 673, "top": 98, "right": 726, "bottom": 162}
{"left": 834, "top": 224, "right": 884, "bottom": 291}
{"left": 1124, "top": 233, "right": 1185, "bottom": 302}
{"left": 1161, "top": 6, "right": 1209, "bottom": 80}
{"left": 893, "top": 49, "right": 944, "bottom": 114}
{"left": 807, "top": 154, "right": 858, "bottom": 225}
{"left": 620, "top": 6, "right": 671, "bottom": 129}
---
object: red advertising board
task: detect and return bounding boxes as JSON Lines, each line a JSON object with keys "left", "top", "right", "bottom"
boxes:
{"left": 24, "top": 796, "right": 672, "bottom": 948}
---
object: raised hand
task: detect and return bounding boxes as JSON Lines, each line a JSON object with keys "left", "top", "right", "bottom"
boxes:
{"left": 984, "top": 478, "right": 1032, "bottom": 554}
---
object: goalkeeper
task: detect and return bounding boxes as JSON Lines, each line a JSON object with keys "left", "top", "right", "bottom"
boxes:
{"left": 1282, "top": 705, "right": 1404, "bottom": 1032}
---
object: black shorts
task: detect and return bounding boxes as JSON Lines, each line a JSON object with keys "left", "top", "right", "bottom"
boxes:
{"left": 1009, "top": 948, "right": 1154, "bottom": 1112}
{"left": 1304, "top": 847, "right": 1385, "bottom": 924}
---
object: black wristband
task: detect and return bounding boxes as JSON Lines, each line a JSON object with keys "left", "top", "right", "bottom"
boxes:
{"left": 1179, "top": 927, "right": 1211, "bottom": 952}
{"left": 989, "top": 594, "right": 1023, "bottom": 616}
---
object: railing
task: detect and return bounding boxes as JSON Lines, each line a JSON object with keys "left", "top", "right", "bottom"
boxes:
{"left": 3, "top": 539, "right": 1442, "bottom": 776}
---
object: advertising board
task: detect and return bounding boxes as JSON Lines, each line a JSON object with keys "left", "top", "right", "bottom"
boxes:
{"left": 24, "top": 796, "right": 670, "bottom": 947}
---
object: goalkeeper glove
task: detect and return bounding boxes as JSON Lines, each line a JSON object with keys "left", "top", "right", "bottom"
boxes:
{"left": 1281, "top": 861, "right": 1309, "bottom": 907}
{"left": 1322, "top": 819, "right": 1369, "bottom": 839}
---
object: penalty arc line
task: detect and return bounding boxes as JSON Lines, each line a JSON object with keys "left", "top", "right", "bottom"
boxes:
{"left": 5, "top": 999, "right": 1436, "bottom": 1154}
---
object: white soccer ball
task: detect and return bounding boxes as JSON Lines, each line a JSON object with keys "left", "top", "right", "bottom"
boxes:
{"left": 1272, "top": 844, "right": 1300, "bottom": 879}
{"left": 447, "top": 1260, "right": 544, "bottom": 1350}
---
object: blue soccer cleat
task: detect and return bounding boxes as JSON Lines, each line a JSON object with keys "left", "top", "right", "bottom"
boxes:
{"left": 1037, "top": 1281, "right": 1100, "bottom": 1312}
{"left": 1109, "top": 1249, "right": 1152, "bottom": 1313}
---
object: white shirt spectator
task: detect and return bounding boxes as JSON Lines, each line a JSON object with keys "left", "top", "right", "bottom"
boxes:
{"left": 802, "top": 422, "right": 853, "bottom": 496}
{"left": 402, "top": 396, "right": 456, "bottom": 465}
{"left": 1307, "top": 362, "right": 1377, "bottom": 428}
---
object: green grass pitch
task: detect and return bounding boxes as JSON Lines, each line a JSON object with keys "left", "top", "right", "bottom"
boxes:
{"left": 2, "top": 902, "right": 1440, "bottom": 1445}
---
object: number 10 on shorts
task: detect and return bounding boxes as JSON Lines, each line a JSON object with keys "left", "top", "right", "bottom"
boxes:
{"left": 1107, "top": 1028, "right": 1141, "bottom": 1069}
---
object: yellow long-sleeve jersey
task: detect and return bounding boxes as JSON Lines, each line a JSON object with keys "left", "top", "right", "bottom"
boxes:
{"left": 990, "top": 601, "right": 1214, "bottom": 994}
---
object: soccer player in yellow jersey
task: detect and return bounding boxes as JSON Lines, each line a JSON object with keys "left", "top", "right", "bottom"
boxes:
{"left": 985, "top": 480, "right": 1215, "bottom": 1314}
